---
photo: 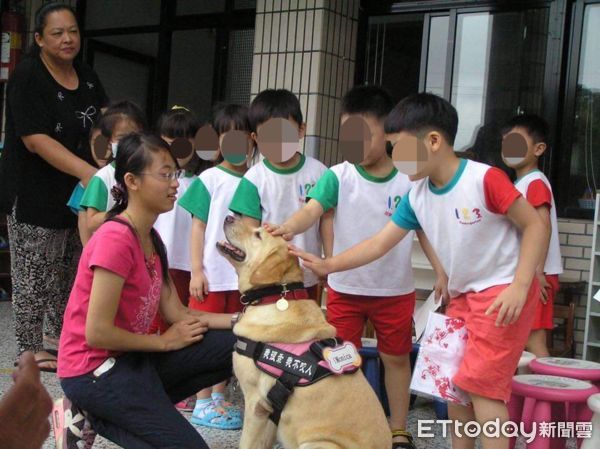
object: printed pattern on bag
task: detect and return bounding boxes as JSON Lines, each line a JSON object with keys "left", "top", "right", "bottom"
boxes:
{"left": 410, "top": 312, "right": 471, "bottom": 406}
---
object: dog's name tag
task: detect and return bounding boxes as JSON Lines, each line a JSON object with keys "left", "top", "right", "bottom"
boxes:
{"left": 276, "top": 298, "right": 289, "bottom": 311}
{"left": 322, "top": 342, "right": 361, "bottom": 374}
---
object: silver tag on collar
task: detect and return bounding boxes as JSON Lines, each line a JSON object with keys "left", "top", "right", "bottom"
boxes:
{"left": 276, "top": 298, "right": 289, "bottom": 311}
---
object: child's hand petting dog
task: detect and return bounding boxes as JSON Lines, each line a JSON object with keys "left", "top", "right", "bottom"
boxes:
{"left": 264, "top": 222, "right": 295, "bottom": 241}
{"left": 288, "top": 244, "right": 331, "bottom": 278}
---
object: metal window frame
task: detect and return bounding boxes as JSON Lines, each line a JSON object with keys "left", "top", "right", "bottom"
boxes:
{"left": 555, "top": 0, "right": 600, "bottom": 218}
{"left": 357, "top": 0, "right": 568, "bottom": 211}
{"left": 77, "top": 0, "right": 255, "bottom": 122}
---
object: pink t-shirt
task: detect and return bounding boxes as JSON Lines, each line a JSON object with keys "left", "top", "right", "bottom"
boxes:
{"left": 57, "top": 220, "right": 163, "bottom": 378}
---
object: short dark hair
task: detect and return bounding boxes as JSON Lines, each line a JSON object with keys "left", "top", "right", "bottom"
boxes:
{"left": 501, "top": 114, "right": 549, "bottom": 144}
{"left": 156, "top": 107, "right": 200, "bottom": 139}
{"left": 100, "top": 100, "right": 147, "bottom": 139}
{"left": 341, "top": 85, "right": 394, "bottom": 119}
{"left": 385, "top": 93, "right": 459, "bottom": 145}
{"left": 212, "top": 103, "right": 251, "bottom": 135}
{"left": 249, "top": 89, "right": 303, "bottom": 131}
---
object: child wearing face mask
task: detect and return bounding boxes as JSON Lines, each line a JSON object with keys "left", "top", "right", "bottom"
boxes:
{"left": 178, "top": 103, "right": 256, "bottom": 430}
{"left": 150, "top": 106, "right": 209, "bottom": 337}
{"left": 79, "top": 101, "right": 147, "bottom": 234}
{"left": 67, "top": 120, "right": 106, "bottom": 245}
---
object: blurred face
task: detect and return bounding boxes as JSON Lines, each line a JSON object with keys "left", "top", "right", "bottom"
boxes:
{"left": 34, "top": 10, "right": 80, "bottom": 64}
{"left": 162, "top": 136, "right": 195, "bottom": 168}
{"left": 219, "top": 128, "right": 255, "bottom": 166}
{"left": 130, "top": 150, "right": 180, "bottom": 215}
{"left": 339, "top": 114, "right": 387, "bottom": 165}
{"left": 386, "top": 130, "right": 441, "bottom": 181}
{"left": 252, "top": 117, "right": 305, "bottom": 164}
{"left": 89, "top": 129, "right": 108, "bottom": 168}
{"left": 501, "top": 126, "right": 545, "bottom": 169}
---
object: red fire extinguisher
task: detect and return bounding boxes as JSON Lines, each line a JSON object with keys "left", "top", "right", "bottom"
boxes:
{"left": 1, "top": 11, "right": 25, "bottom": 83}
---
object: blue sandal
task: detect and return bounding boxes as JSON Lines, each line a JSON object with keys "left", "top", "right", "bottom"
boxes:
{"left": 191, "top": 403, "right": 242, "bottom": 430}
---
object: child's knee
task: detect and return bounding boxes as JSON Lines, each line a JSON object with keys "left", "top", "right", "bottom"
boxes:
{"left": 379, "top": 352, "right": 410, "bottom": 370}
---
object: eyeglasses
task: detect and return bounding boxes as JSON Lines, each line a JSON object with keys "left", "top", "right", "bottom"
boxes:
{"left": 140, "top": 169, "right": 183, "bottom": 181}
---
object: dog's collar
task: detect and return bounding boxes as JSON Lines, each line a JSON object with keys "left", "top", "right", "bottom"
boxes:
{"left": 240, "top": 282, "right": 307, "bottom": 306}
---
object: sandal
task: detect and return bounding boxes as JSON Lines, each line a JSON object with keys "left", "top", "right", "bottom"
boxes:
{"left": 13, "top": 354, "right": 58, "bottom": 373}
{"left": 36, "top": 358, "right": 57, "bottom": 373}
{"left": 190, "top": 401, "right": 243, "bottom": 430}
{"left": 212, "top": 397, "right": 242, "bottom": 418}
{"left": 392, "top": 429, "right": 416, "bottom": 449}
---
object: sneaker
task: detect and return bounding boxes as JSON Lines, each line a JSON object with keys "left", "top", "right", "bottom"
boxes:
{"left": 52, "top": 397, "right": 96, "bottom": 449}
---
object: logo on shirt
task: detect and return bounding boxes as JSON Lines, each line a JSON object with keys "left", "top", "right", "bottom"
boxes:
{"left": 385, "top": 195, "right": 402, "bottom": 217}
{"left": 454, "top": 207, "right": 483, "bottom": 225}
{"left": 75, "top": 105, "right": 97, "bottom": 128}
{"left": 86, "top": 81, "right": 95, "bottom": 89}
{"left": 55, "top": 122, "right": 63, "bottom": 134}
{"left": 57, "top": 91, "right": 64, "bottom": 101}
{"left": 298, "top": 182, "right": 315, "bottom": 205}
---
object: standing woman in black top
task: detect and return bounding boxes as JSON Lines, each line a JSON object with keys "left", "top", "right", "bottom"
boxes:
{"left": 0, "top": 2, "right": 108, "bottom": 371}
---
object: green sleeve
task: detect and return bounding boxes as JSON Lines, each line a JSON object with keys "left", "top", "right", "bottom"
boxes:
{"left": 178, "top": 178, "right": 211, "bottom": 223}
{"left": 80, "top": 176, "right": 108, "bottom": 211}
{"left": 307, "top": 169, "right": 339, "bottom": 211}
{"left": 229, "top": 177, "right": 262, "bottom": 221}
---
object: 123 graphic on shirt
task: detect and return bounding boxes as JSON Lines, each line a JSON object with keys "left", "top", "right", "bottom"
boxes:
{"left": 454, "top": 207, "right": 482, "bottom": 225}
{"left": 298, "top": 183, "right": 315, "bottom": 205}
{"left": 385, "top": 195, "right": 402, "bottom": 217}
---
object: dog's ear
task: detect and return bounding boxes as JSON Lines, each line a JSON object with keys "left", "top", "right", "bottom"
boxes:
{"left": 249, "top": 249, "right": 295, "bottom": 286}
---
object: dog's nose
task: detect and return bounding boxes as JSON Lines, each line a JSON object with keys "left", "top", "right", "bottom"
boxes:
{"left": 225, "top": 215, "right": 235, "bottom": 224}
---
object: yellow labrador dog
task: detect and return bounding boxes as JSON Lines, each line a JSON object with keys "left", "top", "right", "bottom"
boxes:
{"left": 217, "top": 215, "right": 391, "bottom": 449}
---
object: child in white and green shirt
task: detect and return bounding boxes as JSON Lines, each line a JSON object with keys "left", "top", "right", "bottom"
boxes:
{"left": 178, "top": 103, "right": 255, "bottom": 430}
{"left": 228, "top": 89, "right": 329, "bottom": 292}
{"left": 79, "top": 101, "right": 146, "bottom": 234}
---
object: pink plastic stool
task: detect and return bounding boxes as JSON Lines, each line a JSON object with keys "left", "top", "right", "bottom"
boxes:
{"left": 508, "top": 374, "right": 599, "bottom": 449}
{"left": 529, "top": 357, "right": 600, "bottom": 384}
{"left": 529, "top": 357, "right": 600, "bottom": 425}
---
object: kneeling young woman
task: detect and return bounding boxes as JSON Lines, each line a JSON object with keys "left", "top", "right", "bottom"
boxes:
{"left": 56, "top": 133, "right": 236, "bottom": 449}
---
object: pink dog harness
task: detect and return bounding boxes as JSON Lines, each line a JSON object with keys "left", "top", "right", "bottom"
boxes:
{"left": 235, "top": 336, "right": 361, "bottom": 424}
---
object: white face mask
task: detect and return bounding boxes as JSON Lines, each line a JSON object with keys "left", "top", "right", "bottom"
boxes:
{"left": 111, "top": 142, "right": 119, "bottom": 158}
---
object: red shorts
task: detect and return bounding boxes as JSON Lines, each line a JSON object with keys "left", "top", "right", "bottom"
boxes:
{"left": 149, "top": 269, "right": 190, "bottom": 334}
{"left": 446, "top": 280, "right": 538, "bottom": 402}
{"left": 326, "top": 287, "right": 416, "bottom": 356}
{"left": 531, "top": 274, "right": 559, "bottom": 330}
{"left": 189, "top": 290, "right": 244, "bottom": 313}
{"left": 170, "top": 269, "right": 191, "bottom": 307}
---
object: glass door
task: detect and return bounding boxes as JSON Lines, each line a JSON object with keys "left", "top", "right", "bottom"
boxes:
{"left": 362, "top": 5, "right": 550, "bottom": 152}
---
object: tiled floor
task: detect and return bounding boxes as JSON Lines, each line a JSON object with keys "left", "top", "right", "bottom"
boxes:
{"left": 0, "top": 302, "right": 578, "bottom": 448}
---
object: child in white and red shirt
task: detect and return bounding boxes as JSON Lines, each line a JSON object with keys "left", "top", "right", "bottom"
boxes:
{"left": 290, "top": 94, "right": 549, "bottom": 449}
{"left": 501, "top": 114, "right": 563, "bottom": 357}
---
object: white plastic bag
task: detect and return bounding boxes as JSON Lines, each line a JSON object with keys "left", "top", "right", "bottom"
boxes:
{"left": 410, "top": 312, "right": 471, "bottom": 406}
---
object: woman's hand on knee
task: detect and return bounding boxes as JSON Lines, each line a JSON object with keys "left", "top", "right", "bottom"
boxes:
{"left": 160, "top": 317, "right": 208, "bottom": 351}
